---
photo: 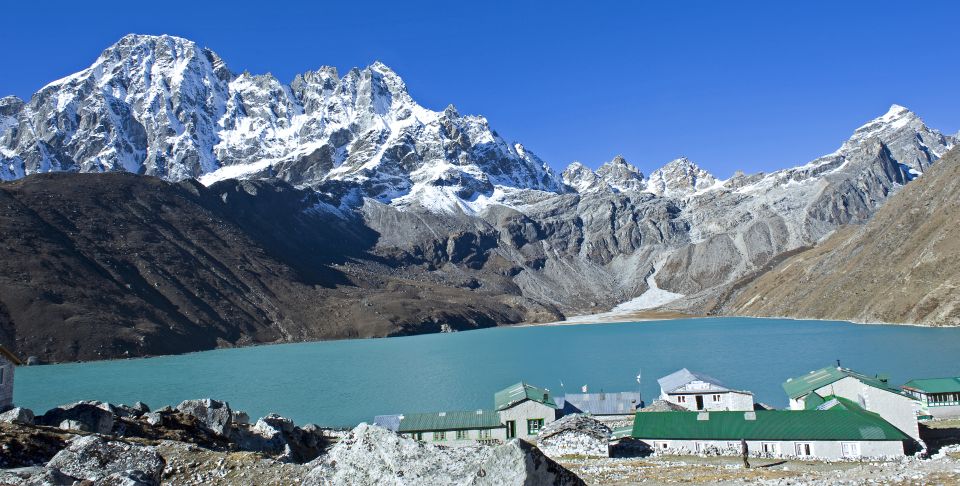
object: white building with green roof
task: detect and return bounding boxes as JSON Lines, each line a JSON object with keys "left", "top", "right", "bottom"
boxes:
{"left": 902, "top": 377, "right": 960, "bottom": 419}
{"left": 373, "top": 381, "right": 558, "bottom": 447}
{"left": 783, "top": 365, "right": 920, "bottom": 442}
{"left": 630, "top": 407, "right": 910, "bottom": 460}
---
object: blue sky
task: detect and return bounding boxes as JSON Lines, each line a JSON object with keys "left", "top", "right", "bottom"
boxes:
{"left": 1, "top": 1, "right": 957, "bottom": 177}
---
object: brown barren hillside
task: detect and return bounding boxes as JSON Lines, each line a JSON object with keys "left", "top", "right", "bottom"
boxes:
{"left": 720, "top": 147, "right": 960, "bottom": 326}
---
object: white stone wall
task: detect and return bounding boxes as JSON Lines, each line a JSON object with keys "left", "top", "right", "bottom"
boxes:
{"left": 497, "top": 400, "right": 557, "bottom": 440}
{"left": 405, "top": 427, "right": 508, "bottom": 447}
{"left": 924, "top": 404, "right": 960, "bottom": 419}
{"left": 665, "top": 391, "right": 754, "bottom": 412}
{"left": 539, "top": 431, "right": 609, "bottom": 458}
{"left": 638, "top": 438, "right": 905, "bottom": 460}
{"left": 0, "top": 358, "right": 14, "bottom": 411}
{"left": 813, "top": 377, "right": 920, "bottom": 441}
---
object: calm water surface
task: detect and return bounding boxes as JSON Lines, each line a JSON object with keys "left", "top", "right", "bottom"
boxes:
{"left": 15, "top": 318, "right": 960, "bottom": 427}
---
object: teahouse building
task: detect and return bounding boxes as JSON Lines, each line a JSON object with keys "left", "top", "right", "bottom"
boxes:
{"left": 556, "top": 391, "right": 641, "bottom": 426}
{"left": 657, "top": 369, "right": 754, "bottom": 412}
{"left": 783, "top": 365, "right": 921, "bottom": 442}
{"left": 494, "top": 382, "right": 558, "bottom": 439}
{"left": 631, "top": 408, "right": 909, "bottom": 460}
{"left": 0, "top": 346, "right": 23, "bottom": 412}
{"left": 374, "top": 381, "right": 558, "bottom": 446}
{"left": 902, "top": 377, "right": 960, "bottom": 419}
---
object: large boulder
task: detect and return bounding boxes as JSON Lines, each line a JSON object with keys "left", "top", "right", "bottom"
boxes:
{"left": 304, "top": 423, "right": 584, "bottom": 486}
{"left": 233, "top": 413, "right": 328, "bottom": 463}
{"left": 0, "top": 407, "right": 35, "bottom": 425}
{"left": 45, "top": 435, "right": 165, "bottom": 485}
{"left": 537, "top": 414, "right": 611, "bottom": 458}
{"left": 175, "top": 399, "right": 232, "bottom": 436}
{"left": 0, "top": 466, "right": 79, "bottom": 485}
{"left": 39, "top": 402, "right": 114, "bottom": 434}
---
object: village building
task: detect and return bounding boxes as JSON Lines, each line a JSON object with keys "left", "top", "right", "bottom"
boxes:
{"left": 0, "top": 346, "right": 23, "bottom": 412}
{"left": 783, "top": 365, "right": 921, "bottom": 442}
{"left": 494, "top": 382, "right": 558, "bottom": 440}
{"left": 657, "top": 369, "right": 754, "bottom": 412}
{"left": 630, "top": 407, "right": 910, "bottom": 460}
{"left": 902, "top": 377, "right": 960, "bottom": 419}
{"left": 373, "top": 381, "right": 558, "bottom": 447}
{"left": 537, "top": 414, "right": 611, "bottom": 458}
{"left": 556, "top": 391, "right": 641, "bottom": 427}
{"left": 374, "top": 410, "right": 506, "bottom": 446}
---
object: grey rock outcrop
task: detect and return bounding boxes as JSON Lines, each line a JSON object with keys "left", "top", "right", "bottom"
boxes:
{"left": 537, "top": 414, "right": 611, "bottom": 458}
{"left": 45, "top": 435, "right": 165, "bottom": 485}
{"left": 175, "top": 399, "right": 232, "bottom": 436}
{"left": 0, "top": 466, "right": 79, "bottom": 486}
{"left": 39, "top": 402, "right": 114, "bottom": 434}
{"left": 304, "top": 423, "right": 584, "bottom": 486}
{"left": 0, "top": 407, "right": 35, "bottom": 424}
{"left": 232, "top": 413, "right": 328, "bottom": 463}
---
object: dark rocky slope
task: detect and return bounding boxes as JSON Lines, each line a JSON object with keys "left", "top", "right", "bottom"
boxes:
{"left": 0, "top": 173, "right": 560, "bottom": 362}
{"left": 716, "top": 147, "right": 960, "bottom": 326}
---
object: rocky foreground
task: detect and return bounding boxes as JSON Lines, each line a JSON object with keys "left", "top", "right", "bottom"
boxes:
{"left": 0, "top": 399, "right": 584, "bottom": 485}
{"left": 1, "top": 401, "right": 959, "bottom": 485}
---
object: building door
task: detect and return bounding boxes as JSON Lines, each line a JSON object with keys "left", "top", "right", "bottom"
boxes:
{"left": 695, "top": 395, "right": 704, "bottom": 410}
{"left": 506, "top": 420, "right": 516, "bottom": 439}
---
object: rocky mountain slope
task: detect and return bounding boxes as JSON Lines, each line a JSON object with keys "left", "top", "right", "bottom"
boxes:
{"left": 1, "top": 34, "right": 957, "bottom": 361}
{"left": 0, "top": 173, "right": 559, "bottom": 362}
{"left": 715, "top": 147, "right": 960, "bottom": 326}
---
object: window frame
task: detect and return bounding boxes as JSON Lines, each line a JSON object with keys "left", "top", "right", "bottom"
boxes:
{"left": 455, "top": 429, "right": 469, "bottom": 440}
{"left": 527, "top": 418, "right": 545, "bottom": 435}
{"left": 841, "top": 442, "right": 861, "bottom": 458}
{"left": 433, "top": 431, "right": 446, "bottom": 441}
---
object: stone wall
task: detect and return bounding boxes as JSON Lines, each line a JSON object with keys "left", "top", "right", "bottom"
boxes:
{"left": 639, "top": 438, "right": 905, "bottom": 460}
{"left": 0, "top": 358, "right": 14, "bottom": 411}
{"left": 540, "top": 431, "right": 608, "bottom": 458}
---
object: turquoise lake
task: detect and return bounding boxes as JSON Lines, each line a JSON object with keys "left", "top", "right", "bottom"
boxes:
{"left": 14, "top": 317, "right": 960, "bottom": 427}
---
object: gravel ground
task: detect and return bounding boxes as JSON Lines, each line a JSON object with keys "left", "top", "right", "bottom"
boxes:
{"left": 559, "top": 452, "right": 960, "bottom": 485}
{"left": 156, "top": 440, "right": 310, "bottom": 485}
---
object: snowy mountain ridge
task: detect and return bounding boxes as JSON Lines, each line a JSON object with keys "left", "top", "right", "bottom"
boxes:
{"left": 1, "top": 34, "right": 956, "bottom": 217}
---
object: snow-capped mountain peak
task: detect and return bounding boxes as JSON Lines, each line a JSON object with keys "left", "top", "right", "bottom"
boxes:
{"left": 562, "top": 161, "right": 606, "bottom": 193}
{"left": 595, "top": 155, "right": 645, "bottom": 193}
{"left": 646, "top": 157, "right": 717, "bottom": 198}
{"left": 0, "top": 34, "right": 565, "bottom": 212}
{"left": 839, "top": 104, "right": 953, "bottom": 174}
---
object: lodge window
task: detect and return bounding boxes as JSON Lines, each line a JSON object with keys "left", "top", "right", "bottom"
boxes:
{"left": 794, "top": 442, "right": 812, "bottom": 457}
{"left": 414, "top": 432, "right": 423, "bottom": 441}
{"left": 433, "top": 431, "right": 446, "bottom": 441}
{"left": 677, "top": 396, "right": 687, "bottom": 403}
{"left": 527, "top": 418, "right": 544, "bottom": 435}
{"left": 713, "top": 394, "right": 721, "bottom": 402}
{"left": 479, "top": 429, "right": 492, "bottom": 439}
{"left": 841, "top": 442, "right": 861, "bottom": 458}
{"left": 761, "top": 442, "right": 778, "bottom": 454}
{"left": 456, "top": 430, "right": 469, "bottom": 440}
{"left": 654, "top": 441, "right": 669, "bottom": 450}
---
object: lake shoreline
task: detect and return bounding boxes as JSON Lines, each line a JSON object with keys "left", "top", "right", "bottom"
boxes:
{"left": 24, "top": 310, "right": 944, "bottom": 367}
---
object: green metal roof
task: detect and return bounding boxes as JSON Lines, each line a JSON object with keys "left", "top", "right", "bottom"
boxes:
{"left": 611, "top": 425, "right": 633, "bottom": 440}
{"left": 903, "top": 377, "right": 960, "bottom": 394}
{"left": 782, "top": 366, "right": 907, "bottom": 400}
{"left": 816, "top": 395, "right": 864, "bottom": 411}
{"left": 803, "top": 392, "right": 826, "bottom": 410}
{"left": 631, "top": 410, "right": 910, "bottom": 442}
{"left": 494, "top": 382, "right": 557, "bottom": 410}
{"left": 396, "top": 409, "right": 504, "bottom": 432}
